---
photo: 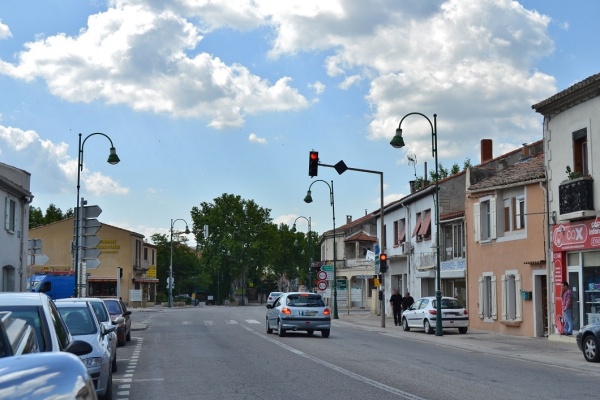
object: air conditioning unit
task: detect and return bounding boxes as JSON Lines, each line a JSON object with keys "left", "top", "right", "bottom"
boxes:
{"left": 402, "top": 242, "right": 412, "bottom": 255}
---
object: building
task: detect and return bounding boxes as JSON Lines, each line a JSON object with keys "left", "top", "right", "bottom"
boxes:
{"left": 533, "top": 72, "right": 600, "bottom": 337}
{"left": 29, "top": 218, "right": 158, "bottom": 305}
{"left": 466, "top": 141, "right": 548, "bottom": 337}
{"left": 0, "top": 162, "right": 33, "bottom": 292}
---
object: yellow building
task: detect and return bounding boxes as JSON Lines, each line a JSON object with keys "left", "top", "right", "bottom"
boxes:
{"left": 29, "top": 218, "right": 158, "bottom": 305}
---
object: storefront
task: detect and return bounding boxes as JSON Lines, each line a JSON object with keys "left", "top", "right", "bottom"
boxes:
{"left": 552, "top": 218, "right": 600, "bottom": 331}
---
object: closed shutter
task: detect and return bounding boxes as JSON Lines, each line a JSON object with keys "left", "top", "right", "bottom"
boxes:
{"left": 491, "top": 275, "right": 498, "bottom": 320}
{"left": 473, "top": 203, "right": 480, "bottom": 243}
{"left": 515, "top": 274, "right": 523, "bottom": 320}
{"left": 490, "top": 198, "right": 497, "bottom": 239}
{"left": 478, "top": 276, "right": 484, "bottom": 318}
{"left": 501, "top": 275, "right": 507, "bottom": 321}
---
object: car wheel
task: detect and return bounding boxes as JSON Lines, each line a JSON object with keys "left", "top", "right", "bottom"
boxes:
{"left": 306, "top": 330, "right": 314, "bottom": 336}
{"left": 266, "top": 319, "right": 273, "bottom": 334}
{"left": 458, "top": 327, "right": 468, "bottom": 334}
{"left": 112, "top": 352, "right": 117, "bottom": 372}
{"left": 126, "top": 329, "right": 131, "bottom": 342}
{"left": 402, "top": 318, "right": 410, "bottom": 331}
{"left": 583, "top": 335, "right": 600, "bottom": 362}
{"left": 277, "top": 320, "right": 286, "bottom": 337}
{"left": 100, "top": 373, "right": 113, "bottom": 400}
{"left": 424, "top": 319, "right": 434, "bottom": 334}
{"left": 321, "top": 329, "right": 330, "bottom": 338}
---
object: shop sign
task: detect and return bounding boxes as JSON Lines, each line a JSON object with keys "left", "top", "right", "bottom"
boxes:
{"left": 552, "top": 217, "right": 600, "bottom": 251}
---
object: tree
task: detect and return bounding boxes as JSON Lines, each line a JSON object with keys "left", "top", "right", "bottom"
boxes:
{"left": 29, "top": 203, "right": 72, "bottom": 228}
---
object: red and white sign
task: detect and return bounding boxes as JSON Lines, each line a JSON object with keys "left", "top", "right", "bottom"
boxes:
{"left": 317, "top": 280, "right": 328, "bottom": 290}
{"left": 317, "top": 270, "right": 327, "bottom": 280}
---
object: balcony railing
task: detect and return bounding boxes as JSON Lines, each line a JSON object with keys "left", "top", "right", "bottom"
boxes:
{"left": 559, "top": 176, "right": 594, "bottom": 215}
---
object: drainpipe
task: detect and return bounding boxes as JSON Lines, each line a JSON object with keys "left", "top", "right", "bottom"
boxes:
{"left": 541, "top": 180, "right": 552, "bottom": 337}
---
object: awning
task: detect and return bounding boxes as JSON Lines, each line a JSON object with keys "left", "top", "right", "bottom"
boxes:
{"left": 134, "top": 278, "right": 159, "bottom": 283}
{"left": 416, "top": 265, "right": 435, "bottom": 271}
{"left": 87, "top": 277, "right": 116, "bottom": 282}
{"left": 412, "top": 218, "right": 422, "bottom": 237}
{"left": 418, "top": 211, "right": 431, "bottom": 235}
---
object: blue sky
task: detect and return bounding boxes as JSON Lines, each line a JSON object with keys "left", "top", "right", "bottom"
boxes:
{"left": 1, "top": 0, "right": 599, "bottom": 246}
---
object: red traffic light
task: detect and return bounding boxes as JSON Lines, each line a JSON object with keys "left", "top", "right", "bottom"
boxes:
{"left": 309, "top": 151, "right": 319, "bottom": 177}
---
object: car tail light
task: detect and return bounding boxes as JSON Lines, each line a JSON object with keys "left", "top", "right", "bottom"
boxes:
{"left": 323, "top": 308, "right": 330, "bottom": 315}
{"left": 281, "top": 307, "right": 292, "bottom": 315}
{"left": 463, "top": 310, "right": 468, "bottom": 315}
{"left": 428, "top": 310, "right": 437, "bottom": 315}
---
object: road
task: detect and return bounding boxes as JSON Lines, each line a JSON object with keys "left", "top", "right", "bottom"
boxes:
{"left": 110, "top": 305, "right": 600, "bottom": 400}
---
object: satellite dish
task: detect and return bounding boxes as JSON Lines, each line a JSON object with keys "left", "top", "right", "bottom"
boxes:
{"left": 407, "top": 154, "right": 417, "bottom": 177}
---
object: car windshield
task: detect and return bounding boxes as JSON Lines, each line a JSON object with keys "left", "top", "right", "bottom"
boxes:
{"left": 0, "top": 305, "right": 46, "bottom": 351}
{"left": 286, "top": 294, "right": 324, "bottom": 307}
{"left": 58, "top": 307, "right": 97, "bottom": 336}
{"left": 435, "top": 299, "right": 464, "bottom": 309}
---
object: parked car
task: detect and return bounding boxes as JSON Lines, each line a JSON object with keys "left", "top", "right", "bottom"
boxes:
{"left": 102, "top": 298, "right": 131, "bottom": 346}
{"left": 55, "top": 300, "right": 115, "bottom": 400}
{"left": 0, "top": 310, "right": 38, "bottom": 357}
{"left": 267, "top": 291, "right": 283, "bottom": 307}
{"left": 401, "top": 296, "right": 469, "bottom": 334}
{"left": 266, "top": 292, "right": 331, "bottom": 338}
{"left": 57, "top": 298, "right": 118, "bottom": 372}
{"left": 0, "top": 292, "right": 92, "bottom": 356}
{"left": 576, "top": 322, "right": 600, "bottom": 362}
{"left": 0, "top": 352, "right": 98, "bottom": 400}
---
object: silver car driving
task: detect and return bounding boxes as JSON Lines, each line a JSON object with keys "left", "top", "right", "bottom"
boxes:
{"left": 266, "top": 292, "right": 331, "bottom": 338}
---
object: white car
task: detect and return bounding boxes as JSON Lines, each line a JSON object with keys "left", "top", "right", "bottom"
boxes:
{"left": 401, "top": 296, "right": 469, "bottom": 334}
{"left": 267, "top": 291, "right": 283, "bottom": 307}
{"left": 0, "top": 292, "right": 92, "bottom": 355}
{"left": 56, "top": 300, "right": 116, "bottom": 400}
{"left": 58, "top": 297, "right": 118, "bottom": 372}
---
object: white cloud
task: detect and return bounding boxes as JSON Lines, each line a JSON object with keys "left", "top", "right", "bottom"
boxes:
{"left": 248, "top": 133, "right": 267, "bottom": 144}
{"left": 308, "top": 81, "right": 326, "bottom": 94}
{"left": 338, "top": 74, "right": 361, "bottom": 89}
{"left": 0, "top": 20, "right": 11, "bottom": 40}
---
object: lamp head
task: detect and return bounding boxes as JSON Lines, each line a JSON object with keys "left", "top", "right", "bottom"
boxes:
{"left": 304, "top": 190, "right": 313, "bottom": 203}
{"left": 107, "top": 147, "right": 120, "bottom": 165}
{"left": 291, "top": 223, "right": 297, "bottom": 232}
{"left": 184, "top": 227, "right": 191, "bottom": 235}
{"left": 390, "top": 127, "right": 406, "bottom": 149}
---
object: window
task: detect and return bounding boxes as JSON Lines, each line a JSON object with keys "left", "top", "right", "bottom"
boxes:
{"left": 514, "top": 197, "right": 525, "bottom": 230}
{"left": 478, "top": 274, "right": 497, "bottom": 320}
{"left": 4, "top": 197, "right": 16, "bottom": 232}
{"left": 442, "top": 222, "right": 465, "bottom": 261}
{"left": 418, "top": 209, "right": 432, "bottom": 240}
{"left": 412, "top": 212, "right": 422, "bottom": 241}
{"left": 394, "top": 220, "right": 399, "bottom": 246}
{"left": 473, "top": 197, "right": 496, "bottom": 242}
{"left": 501, "top": 272, "right": 522, "bottom": 321}
{"left": 394, "top": 219, "right": 406, "bottom": 247}
{"left": 573, "top": 128, "right": 588, "bottom": 176}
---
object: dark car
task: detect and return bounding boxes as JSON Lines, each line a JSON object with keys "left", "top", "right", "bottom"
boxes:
{"left": 0, "top": 352, "right": 97, "bottom": 400}
{"left": 102, "top": 298, "right": 131, "bottom": 346}
{"left": 576, "top": 322, "right": 600, "bottom": 362}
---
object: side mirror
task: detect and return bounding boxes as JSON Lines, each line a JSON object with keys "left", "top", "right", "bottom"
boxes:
{"left": 123, "top": 310, "right": 132, "bottom": 316}
{"left": 65, "top": 340, "right": 93, "bottom": 356}
{"left": 112, "top": 317, "right": 125, "bottom": 325}
{"left": 266, "top": 304, "right": 272, "bottom": 309}
{"left": 102, "top": 324, "right": 117, "bottom": 336}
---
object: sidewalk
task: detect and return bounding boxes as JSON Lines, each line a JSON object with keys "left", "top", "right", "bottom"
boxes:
{"left": 334, "top": 309, "right": 598, "bottom": 373}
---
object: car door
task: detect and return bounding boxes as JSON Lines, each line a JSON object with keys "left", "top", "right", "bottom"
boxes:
{"left": 404, "top": 299, "right": 422, "bottom": 327}
{"left": 267, "top": 297, "right": 283, "bottom": 328}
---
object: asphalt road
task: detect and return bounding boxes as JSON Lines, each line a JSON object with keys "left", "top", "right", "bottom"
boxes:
{"left": 108, "top": 305, "right": 600, "bottom": 400}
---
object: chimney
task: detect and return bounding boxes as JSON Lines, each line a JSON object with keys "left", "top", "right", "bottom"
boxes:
{"left": 481, "top": 139, "right": 493, "bottom": 163}
{"left": 522, "top": 143, "right": 529, "bottom": 156}
{"left": 346, "top": 215, "right": 352, "bottom": 224}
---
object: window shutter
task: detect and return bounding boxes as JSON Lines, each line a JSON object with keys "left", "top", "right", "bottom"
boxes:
{"left": 4, "top": 197, "right": 9, "bottom": 230}
{"left": 491, "top": 275, "right": 498, "bottom": 320}
{"left": 501, "top": 275, "right": 507, "bottom": 321}
{"left": 490, "top": 197, "right": 497, "bottom": 239}
{"left": 515, "top": 274, "right": 523, "bottom": 320}
{"left": 478, "top": 276, "right": 484, "bottom": 318}
{"left": 473, "top": 203, "right": 480, "bottom": 242}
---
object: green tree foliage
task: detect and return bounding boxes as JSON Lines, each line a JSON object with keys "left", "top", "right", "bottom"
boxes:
{"left": 29, "top": 203, "right": 73, "bottom": 228}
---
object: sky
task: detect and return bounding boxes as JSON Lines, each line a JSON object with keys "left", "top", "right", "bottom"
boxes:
{"left": 1, "top": 0, "right": 599, "bottom": 247}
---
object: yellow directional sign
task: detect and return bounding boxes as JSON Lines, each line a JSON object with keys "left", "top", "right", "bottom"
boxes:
{"left": 147, "top": 266, "right": 157, "bottom": 278}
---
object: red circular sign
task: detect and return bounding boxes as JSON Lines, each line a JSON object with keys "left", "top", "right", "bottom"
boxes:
{"left": 317, "top": 270, "right": 327, "bottom": 280}
{"left": 317, "top": 280, "right": 328, "bottom": 290}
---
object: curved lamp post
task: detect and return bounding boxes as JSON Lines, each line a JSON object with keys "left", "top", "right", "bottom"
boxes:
{"left": 169, "top": 218, "right": 190, "bottom": 308}
{"left": 74, "top": 133, "right": 120, "bottom": 297}
{"left": 292, "top": 216, "right": 312, "bottom": 291}
{"left": 390, "top": 112, "right": 442, "bottom": 336}
{"left": 304, "top": 180, "right": 338, "bottom": 319}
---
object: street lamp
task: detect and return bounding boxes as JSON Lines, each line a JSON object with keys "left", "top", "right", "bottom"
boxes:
{"left": 73, "top": 133, "right": 120, "bottom": 297}
{"left": 391, "top": 112, "right": 443, "bottom": 336}
{"left": 304, "top": 180, "right": 338, "bottom": 319}
{"left": 169, "top": 218, "right": 190, "bottom": 308}
{"left": 292, "top": 216, "right": 312, "bottom": 291}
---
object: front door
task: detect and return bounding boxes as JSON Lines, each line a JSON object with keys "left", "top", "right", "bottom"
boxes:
{"left": 568, "top": 270, "right": 581, "bottom": 331}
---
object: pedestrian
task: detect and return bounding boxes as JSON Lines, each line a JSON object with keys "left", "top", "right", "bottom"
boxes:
{"left": 402, "top": 291, "right": 415, "bottom": 313}
{"left": 561, "top": 281, "right": 573, "bottom": 336}
{"left": 389, "top": 289, "right": 403, "bottom": 326}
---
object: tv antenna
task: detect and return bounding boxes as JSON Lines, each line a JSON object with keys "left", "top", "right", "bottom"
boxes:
{"left": 407, "top": 154, "right": 417, "bottom": 177}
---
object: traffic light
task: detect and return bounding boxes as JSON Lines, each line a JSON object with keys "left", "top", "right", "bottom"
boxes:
{"left": 379, "top": 253, "right": 388, "bottom": 273}
{"left": 119, "top": 267, "right": 123, "bottom": 279}
{"left": 308, "top": 151, "right": 319, "bottom": 177}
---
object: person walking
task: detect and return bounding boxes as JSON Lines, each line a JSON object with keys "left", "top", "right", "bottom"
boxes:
{"left": 402, "top": 291, "right": 415, "bottom": 313}
{"left": 389, "top": 289, "right": 403, "bottom": 326}
{"left": 561, "top": 281, "right": 573, "bottom": 336}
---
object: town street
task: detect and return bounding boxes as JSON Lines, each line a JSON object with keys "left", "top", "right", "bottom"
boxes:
{"left": 109, "top": 306, "right": 600, "bottom": 400}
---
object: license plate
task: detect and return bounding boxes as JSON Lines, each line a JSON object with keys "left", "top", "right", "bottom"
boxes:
{"left": 300, "top": 311, "right": 317, "bottom": 316}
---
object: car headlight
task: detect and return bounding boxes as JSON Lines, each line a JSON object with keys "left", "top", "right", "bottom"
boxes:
{"left": 81, "top": 357, "right": 103, "bottom": 367}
